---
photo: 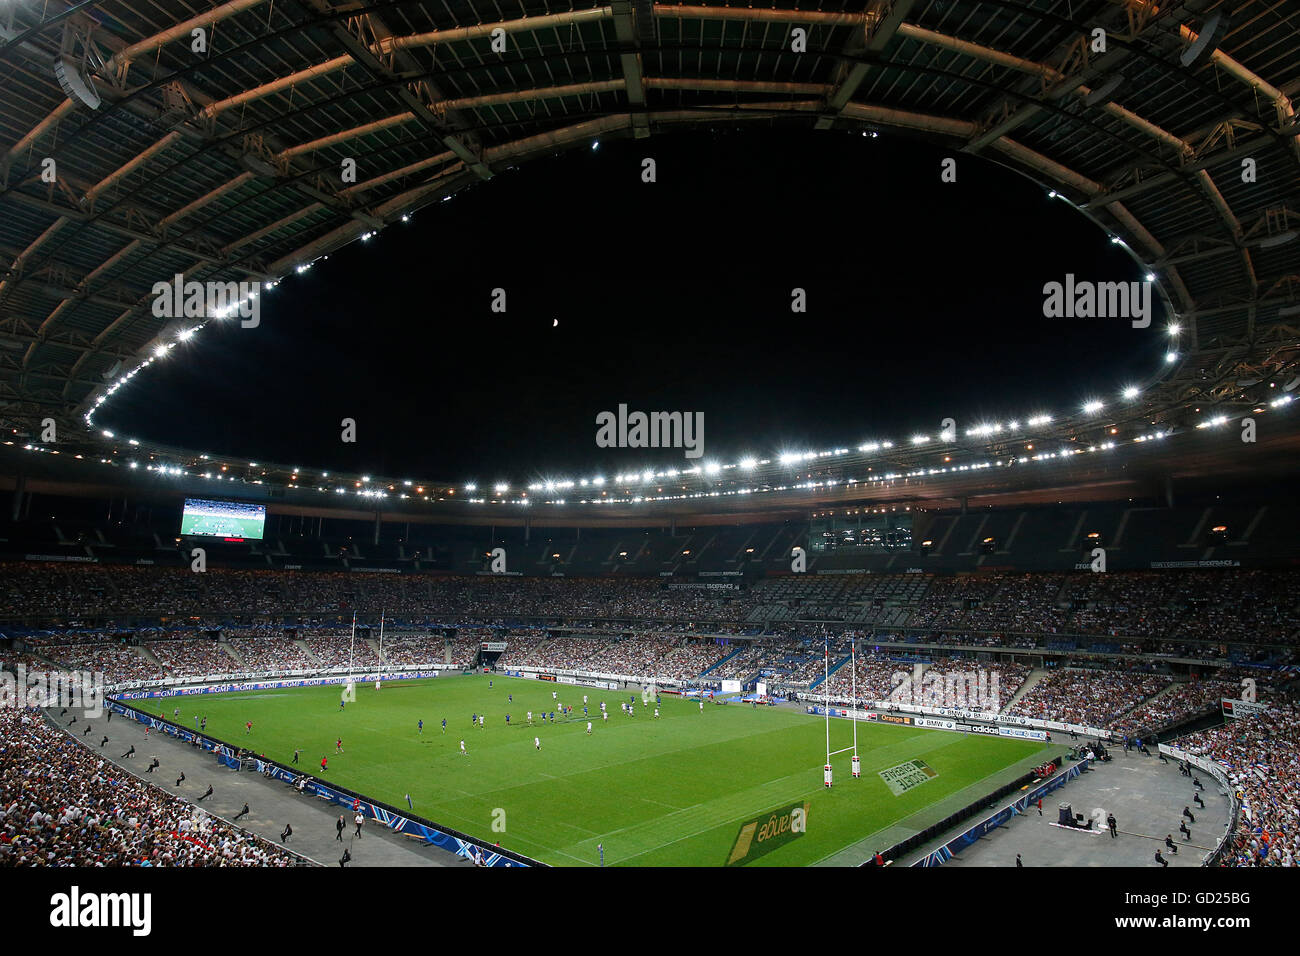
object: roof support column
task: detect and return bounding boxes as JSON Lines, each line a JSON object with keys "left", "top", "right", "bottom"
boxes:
{"left": 613, "top": 1, "right": 650, "bottom": 138}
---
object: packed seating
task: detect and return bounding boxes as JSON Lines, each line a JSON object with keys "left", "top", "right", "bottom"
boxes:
{"left": 1111, "top": 678, "right": 1245, "bottom": 737}
{"left": 226, "top": 636, "right": 314, "bottom": 672}
{"left": 147, "top": 640, "right": 238, "bottom": 677}
{"left": 507, "top": 636, "right": 605, "bottom": 671}
{"left": 376, "top": 634, "right": 449, "bottom": 667}
{"left": 814, "top": 655, "right": 1031, "bottom": 710}
{"left": 1177, "top": 695, "right": 1300, "bottom": 867}
{"left": 1008, "top": 669, "right": 1171, "bottom": 728}
{"left": 0, "top": 707, "right": 300, "bottom": 866}
{"left": 300, "top": 630, "right": 379, "bottom": 669}
{"left": 4, "top": 563, "right": 1299, "bottom": 654}
{"left": 37, "top": 643, "right": 161, "bottom": 685}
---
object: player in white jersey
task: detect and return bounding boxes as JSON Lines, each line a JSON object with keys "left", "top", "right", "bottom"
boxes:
{"left": 587, "top": 721, "right": 592, "bottom": 735}
{"left": 527, "top": 711, "right": 533, "bottom": 725}
{"left": 459, "top": 739, "right": 466, "bottom": 755}
{"left": 583, "top": 695, "right": 588, "bottom": 705}
{"left": 602, "top": 711, "right": 608, "bottom": 723}
{"left": 534, "top": 736, "right": 541, "bottom": 750}
{"left": 699, "top": 700, "right": 704, "bottom": 713}
{"left": 654, "top": 708, "right": 660, "bottom": 719}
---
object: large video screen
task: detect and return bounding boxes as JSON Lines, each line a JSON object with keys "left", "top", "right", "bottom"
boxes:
{"left": 181, "top": 498, "right": 266, "bottom": 540}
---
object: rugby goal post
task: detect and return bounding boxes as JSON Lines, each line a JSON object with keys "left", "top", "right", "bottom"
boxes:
{"left": 822, "top": 639, "right": 861, "bottom": 787}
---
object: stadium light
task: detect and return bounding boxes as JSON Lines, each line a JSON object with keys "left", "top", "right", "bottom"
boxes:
{"left": 1122, "top": 386, "right": 1140, "bottom": 400}
{"left": 739, "top": 457, "right": 757, "bottom": 470}
{"left": 1168, "top": 323, "right": 1181, "bottom": 336}
{"left": 1166, "top": 351, "right": 1179, "bottom": 363}
{"left": 1082, "top": 400, "right": 1104, "bottom": 414}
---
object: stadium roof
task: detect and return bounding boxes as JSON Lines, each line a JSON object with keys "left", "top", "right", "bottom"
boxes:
{"left": 1, "top": 0, "right": 1298, "bottom": 472}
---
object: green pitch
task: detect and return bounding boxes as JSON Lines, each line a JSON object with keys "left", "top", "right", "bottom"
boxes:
{"left": 133, "top": 675, "right": 1053, "bottom": 866}
{"left": 180, "top": 513, "right": 264, "bottom": 538}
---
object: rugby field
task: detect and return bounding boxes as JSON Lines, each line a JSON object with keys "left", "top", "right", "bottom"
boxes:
{"left": 132, "top": 674, "right": 1053, "bottom": 866}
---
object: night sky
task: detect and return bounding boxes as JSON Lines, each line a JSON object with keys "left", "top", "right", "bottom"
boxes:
{"left": 104, "top": 127, "right": 1168, "bottom": 483}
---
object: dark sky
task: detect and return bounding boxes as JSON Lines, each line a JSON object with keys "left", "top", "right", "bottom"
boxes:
{"left": 105, "top": 127, "right": 1168, "bottom": 484}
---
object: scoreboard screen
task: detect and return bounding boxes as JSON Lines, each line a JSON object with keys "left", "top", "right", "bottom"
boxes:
{"left": 181, "top": 498, "right": 266, "bottom": 540}
{"left": 481, "top": 641, "right": 508, "bottom": 652}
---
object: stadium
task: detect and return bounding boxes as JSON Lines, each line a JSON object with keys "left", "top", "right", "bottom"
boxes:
{"left": 0, "top": 0, "right": 1297, "bottom": 928}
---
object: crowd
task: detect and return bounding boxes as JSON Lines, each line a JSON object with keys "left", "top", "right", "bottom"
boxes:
{"left": 0, "top": 707, "right": 299, "bottom": 866}
{"left": 147, "top": 640, "right": 238, "bottom": 676}
{"left": 5, "top": 563, "right": 1299, "bottom": 657}
{"left": 227, "top": 637, "right": 314, "bottom": 672}
{"left": 376, "top": 634, "right": 450, "bottom": 667}
{"left": 1178, "top": 697, "right": 1300, "bottom": 867}
{"left": 1008, "top": 669, "right": 1171, "bottom": 728}
{"left": 1111, "top": 678, "right": 1245, "bottom": 738}
{"left": 300, "top": 631, "right": 379, "bottom": 669}
{"left": 39, "top": 644, "right": 162, "bottom": 685}
{"left": 815, "top": 655, "right": 1031, "bottom": 710}
{"left": 506, "top": 636, "right": 604, "bottom": 671}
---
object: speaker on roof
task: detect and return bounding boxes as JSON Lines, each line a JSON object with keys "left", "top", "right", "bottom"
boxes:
{"left": 1180, "top": 13, "right": 1230, "bottom": 69}
{"left": 54, "top": 54, "right": 101, "bottom": 110}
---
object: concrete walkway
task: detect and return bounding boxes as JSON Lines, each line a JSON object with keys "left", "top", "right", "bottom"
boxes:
{"left": 52, "top": 704, "right": 471, "bottom": 869}
{"left": 906, "top": 745, "right": 1229, "bottom": 867}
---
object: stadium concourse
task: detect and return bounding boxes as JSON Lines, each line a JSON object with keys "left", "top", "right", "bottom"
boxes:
{"left": 2, "top": 559, "right": 1298, "bottom": 867}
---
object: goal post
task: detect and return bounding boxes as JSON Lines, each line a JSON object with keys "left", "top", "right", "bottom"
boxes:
{"left": 823, "top": 637, "right": 862, "bottom": 786}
